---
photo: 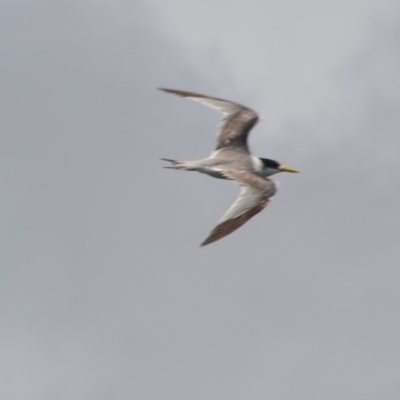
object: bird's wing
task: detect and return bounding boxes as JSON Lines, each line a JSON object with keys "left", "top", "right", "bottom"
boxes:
{"left": 201, "top": 170, "right": 277, "bottom": 247}
{"left": 159, "top": 88, "right": 259, "bottom": 153}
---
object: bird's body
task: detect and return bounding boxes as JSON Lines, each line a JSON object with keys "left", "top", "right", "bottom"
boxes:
{"left": 159, "top": 88, "right": 299, "bottom": 247}
{"left": 162, "top": 154, "right": 281, "bottom": 180}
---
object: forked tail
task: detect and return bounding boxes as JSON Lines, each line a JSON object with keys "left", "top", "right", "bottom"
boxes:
{"left": 160, "top": 158, "right": 186, "bottom": 170}
{"left": 160, "top": 158, "right": 200, "bottom": 172}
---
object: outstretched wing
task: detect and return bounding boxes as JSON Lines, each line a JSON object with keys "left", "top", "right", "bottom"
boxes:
{"left": 201, "top": 170, "right": 278, "bottom": 247}
{"left": 159, "top": 88, "right": 259, "bottom": 153}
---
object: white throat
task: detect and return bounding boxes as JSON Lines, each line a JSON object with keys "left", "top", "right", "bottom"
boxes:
{"left": 252, "top": 157, "right": 280, "bottom": 177}
{"left": 261, "top": 167, "right": 280, "bottom": 177}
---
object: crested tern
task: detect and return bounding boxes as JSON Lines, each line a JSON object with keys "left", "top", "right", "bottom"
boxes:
{"left": 159, "top": 88, "right": 299, "bottom": 247}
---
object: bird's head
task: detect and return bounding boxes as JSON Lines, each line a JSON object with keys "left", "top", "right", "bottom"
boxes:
{"left": 259, "top": 158, "right": 299, "bottom": 177}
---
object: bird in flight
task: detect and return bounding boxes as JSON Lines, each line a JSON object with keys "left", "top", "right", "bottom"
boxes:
{"left": 159, "top": 88, "right": 299, "bottom": 247}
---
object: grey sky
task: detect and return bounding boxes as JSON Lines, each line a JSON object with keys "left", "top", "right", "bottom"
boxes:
{"left": 1, "top": 1, "right": 399, "bottom": 399}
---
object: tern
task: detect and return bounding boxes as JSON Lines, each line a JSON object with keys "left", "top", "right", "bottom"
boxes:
{"left": 160, "top": 88, "right": 299, "bottom": 247}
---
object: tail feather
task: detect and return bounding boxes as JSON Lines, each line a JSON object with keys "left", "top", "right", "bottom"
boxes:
{"left": 160, "top": 158, "right": 196, "bottom": 171}
{"left": 160, "top": 158, "right": 177, "bottom": 163}
{"left": 160, "top": 158, "right": 184, "bottom": 170}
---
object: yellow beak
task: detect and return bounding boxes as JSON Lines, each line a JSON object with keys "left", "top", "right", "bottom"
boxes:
{"left": 279, "top": 165, "right": 300, "bottom": 173}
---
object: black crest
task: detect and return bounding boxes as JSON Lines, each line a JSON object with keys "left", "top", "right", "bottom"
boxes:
{"left": 260, "top": 158, "right": 280, "bottom": 169}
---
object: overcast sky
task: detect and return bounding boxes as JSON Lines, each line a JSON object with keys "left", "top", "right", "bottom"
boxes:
{"left": 1, "top": 1, "right": 400, "bottom": 399}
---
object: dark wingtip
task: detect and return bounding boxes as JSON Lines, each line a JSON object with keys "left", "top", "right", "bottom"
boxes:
{"left": 158, "top": 88, "right": 174, "bottom": 93}
{"left": 158, "top": 88, "right": 194, "bottom": 98}
{"left": 200, "top": 237, "right": 213, "bottom": 247}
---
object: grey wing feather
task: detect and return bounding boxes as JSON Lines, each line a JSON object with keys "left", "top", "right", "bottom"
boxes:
{"left": 159, "top": 88, "right": 259, "bottom": 152}
{"left": 201, "top": 170, "right": 277, "bottom": 247}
